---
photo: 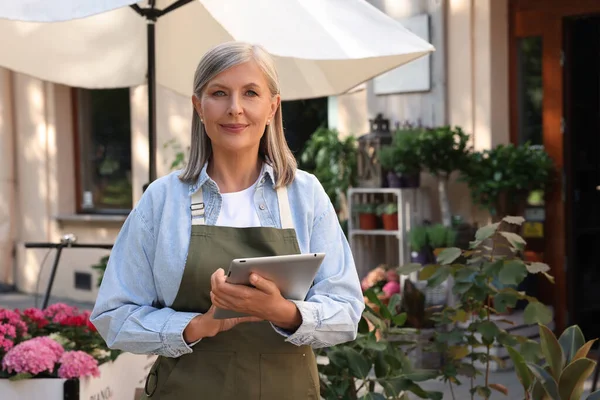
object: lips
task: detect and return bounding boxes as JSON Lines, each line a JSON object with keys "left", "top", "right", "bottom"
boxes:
{"left": 220, "top": 123, "right": 248, "bottom": 133}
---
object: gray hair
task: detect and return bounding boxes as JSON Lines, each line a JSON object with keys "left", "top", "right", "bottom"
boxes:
{"left": 179, "top": 41, "right": 296, "bottom": 187}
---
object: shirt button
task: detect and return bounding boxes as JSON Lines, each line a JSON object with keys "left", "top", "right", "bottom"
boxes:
{"left": 259, "top": 204, "right": 266, "bottom": 210}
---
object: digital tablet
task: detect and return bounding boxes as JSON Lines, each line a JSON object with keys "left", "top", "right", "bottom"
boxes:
{"left": 213, "top": 253, "right": 326, "bottom": 319}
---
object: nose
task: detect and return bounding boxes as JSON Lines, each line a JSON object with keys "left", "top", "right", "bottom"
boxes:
{"left": 227, "top": 93, "right": 243, "bottom": 116}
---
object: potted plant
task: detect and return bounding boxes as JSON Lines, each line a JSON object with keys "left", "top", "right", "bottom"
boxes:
{"left": 377, "top": 203, "right": 399, "bottom": 231}
{"left": 459, "top": 143, "right": 554, "bottom": 220}
{"left": 416, "top": 126, "right": 471, "bottom": 227}
{"left": 354, "top": 203, "right": 378, "bottom": 230}
{"left": 0, "top": 304, "right": 154, "bottom": 400}
{"left": 408, "top": 225, "right": 430, "bottom": 264}
{"left": 299, "top": 127, "right": 358, "bottom": 213}
{"left": 378, "top": 127, "right": 422, "bottom": 188}
{"left": 427, "top": 223, "right": 457, "bottom": 252}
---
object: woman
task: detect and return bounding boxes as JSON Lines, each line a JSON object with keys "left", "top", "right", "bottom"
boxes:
{"left": 90, "top": 41, "right": 364, "bottom": 400}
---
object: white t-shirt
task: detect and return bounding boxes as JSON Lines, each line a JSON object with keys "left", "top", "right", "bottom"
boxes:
{"left": 216, "top": 178, "right": 261, "bottom": 228}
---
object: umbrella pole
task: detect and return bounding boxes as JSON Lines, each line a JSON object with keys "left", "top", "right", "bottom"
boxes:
{"left": 147, "top": 20, "right": 157, "bottom": 184}
{"left": 131, "top": 0, "right": 195, "bottom": 189}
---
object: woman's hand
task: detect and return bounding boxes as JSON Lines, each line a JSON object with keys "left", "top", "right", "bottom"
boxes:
{"left": 183, "top": 305, "right": 261, "bottom": 343}
{"left": 210, "top": 268, "right": 302, "bottom": 331}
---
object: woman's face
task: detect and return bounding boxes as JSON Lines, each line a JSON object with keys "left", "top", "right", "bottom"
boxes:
{"left": 193, "top": 60, "right": 280, "bottom": 156}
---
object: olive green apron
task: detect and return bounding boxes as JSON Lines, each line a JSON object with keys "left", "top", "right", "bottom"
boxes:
{"left": 142, "top": 184, "right": 320, "bottom": 400}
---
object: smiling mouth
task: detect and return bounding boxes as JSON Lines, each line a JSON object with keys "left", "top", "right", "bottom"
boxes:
{"left": 220, "top": 124, "right": 249, "bottom": 133}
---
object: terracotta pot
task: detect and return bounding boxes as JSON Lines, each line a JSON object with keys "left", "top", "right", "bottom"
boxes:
{"left": 381, "top": 213, "right": 399, "bottom": 231}
{"left": 359, "top": 213, "right": 377, "bottom": 230}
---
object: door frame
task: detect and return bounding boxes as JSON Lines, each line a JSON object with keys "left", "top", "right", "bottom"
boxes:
{"left": 509, "top": 0, "right": 600, "bottom": 332}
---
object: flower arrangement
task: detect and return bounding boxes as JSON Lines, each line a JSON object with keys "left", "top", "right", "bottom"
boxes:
{"left": 0, "top": 303, "right": 118, "bottom": 381}
{"left": 360, "top": 265, "right": 401, "bottom": 300}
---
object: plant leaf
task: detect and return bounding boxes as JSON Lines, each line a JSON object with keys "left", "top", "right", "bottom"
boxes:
{"left": 477, "top": 321, "right": 501, "bottom": 342}
{"left": 436, "top": 248, "right": 462, "bottom": 265}
{"left": 500, "top": 231, "right": 527, "bottom": 250}
{"left": 398, "top": 263, "right": 422, "bottom": 276}
{"left": 427, "top": 266, "right": 450, "bottom": 287}
{"left": 475, "top": 222, "right": 500, "bottom": 241}
{"left": 539, "top": 324, "right": 565, "bottom": 381}
{"left": 403, "top": 370, "right": 440, "bottom": 382}
{"left": 344, "top": 347, "right": 371, "bottom": 378}
{"left": 526, "top": 363, "right": 560, "bottom": 400}
{"left": 8, "top": 372, "right": 33, "bottom": 381}
{"left": 558, "top": 325, "right": 586, "bottom": 365}
{"left": 503, "top": 216, "right": 526, "bottom": 225}
{"left": 524, "top": 302, "right": 553, "bottom": 325}
{"left": 527, "top": 262, "right": 551, "bottom": 274}
{"left": 419, "top": 264, "right": 438, "bottom": 280}
{"left": 493, "top": 292, "right": 519, "bottom": 313}
{"left": 499, "top": 260, "right": 528, "bottom": 286}
{"left": 489, "top": 383, "right": 509, "bottom": 396}
{"left": 448, "top": 345, "right": 470, "bottom": 360}
{"left": 573, "top": 339, "right": 598, "bottom": 362}
{"left": 506, "top": 346, "right": 533, "bottom": 392}
{"left": 558, "top": 358, "right": 596, "bottom": 400}
{"left": 393, "top": 312, "right": 408, "bottom": 327}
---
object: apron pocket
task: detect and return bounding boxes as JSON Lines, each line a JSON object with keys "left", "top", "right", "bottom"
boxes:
{"left": 259, "top": 353, "right": 319, "bottom": 400}
{"left": 160, "top": 351, "right": 236, "bottom": 400}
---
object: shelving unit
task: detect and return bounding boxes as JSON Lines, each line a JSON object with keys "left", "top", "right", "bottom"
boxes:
{"left": 347, "top": 187, "right": 432, "bottom": 278}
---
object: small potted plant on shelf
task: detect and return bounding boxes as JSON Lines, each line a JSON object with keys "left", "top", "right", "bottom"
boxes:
{"left": 408, "top": 225, "right": 430, "bottom": 265}
{"left": 377, "top": 203, "right": 399, "bottom": 231}
{"left": 353, "top": 203, "right": 378, "bottom": 230}
{"left": 378, "top": 127, "right": 422, "bottom": 188}
{"left": 427, "top": 223, "right": 457, "bottom": 253}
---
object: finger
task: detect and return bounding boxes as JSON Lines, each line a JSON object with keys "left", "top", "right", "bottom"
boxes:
{"left": 249, "top": 273, "right": 278, "bottom": 295}
{"left": 210, "top": 291, "right": 232, "bottom": 310}
{"left": 210, "top": 268, "right": 226, "bottom": 291}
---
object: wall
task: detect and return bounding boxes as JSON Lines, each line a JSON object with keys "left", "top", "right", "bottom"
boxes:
{"left": 0, "top": 69, "right": 16, "bottom": 287}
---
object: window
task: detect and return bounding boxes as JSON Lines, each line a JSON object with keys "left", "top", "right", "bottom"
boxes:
{"left": 73, "top": 88, "right": 132, "bottom": 214}
{"left": 517, "top": 36, "right": 543, "bottom": 146}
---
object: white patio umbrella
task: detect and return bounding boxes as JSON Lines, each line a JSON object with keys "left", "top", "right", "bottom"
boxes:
{"left": 0, "top": 0, "right": 434, "bottom": 182}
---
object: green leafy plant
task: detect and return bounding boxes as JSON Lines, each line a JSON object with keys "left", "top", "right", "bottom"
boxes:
{"left": 378, "top": 128, "right": 423, "bottom": 175}
{"left": 507, "top": 324, "right": 600, "bottom": 400}
{"left": 164, "top": 138, "right": 189, "bottom": 171}
{"left": 354, "top": 203, "right": 378, "bottom": 214}
{"left": 91, "top": 255, "right": 110, "bottom": 288}
{"left": 377, "top": 203, "right": 398, "bottom": 216}
{"left": 416, "top": 126, "right": 471, "bottom": 227}
{"left": 408, "top": 226, "right": 429, "bottom": 253}
{"left": 427, "top": 224, "right": 457, "bottom": 249}
{"left": 317, "top": 287, "right": 443, "bottom": 400}
{"left": 398, "top": 216, "right": 556, "bottom": 399}
{"left": 300, "top": 127, "right": 358, "bottom": 212}
{"left": 459, "top": 144, "right": 554, "bottom": 218}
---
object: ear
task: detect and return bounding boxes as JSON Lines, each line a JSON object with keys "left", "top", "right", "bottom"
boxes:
{"left": 269, "top": 94, "right": 281, "bottom": 121}
{"left": 191, "top": 95, "right": 203, "bottom": 119}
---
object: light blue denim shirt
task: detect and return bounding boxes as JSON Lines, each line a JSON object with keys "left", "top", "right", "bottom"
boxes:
{"left": 90, "top": 163, "right": 364, "bottom": 358}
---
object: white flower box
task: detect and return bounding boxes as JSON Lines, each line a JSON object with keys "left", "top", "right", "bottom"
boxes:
{"left": 0, "top": 352, "right": 156, "bottom": 400}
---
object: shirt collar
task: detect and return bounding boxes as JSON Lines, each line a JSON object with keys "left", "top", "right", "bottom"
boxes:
{"left": 188, "top": 161, "right": 275, "bottom": 195}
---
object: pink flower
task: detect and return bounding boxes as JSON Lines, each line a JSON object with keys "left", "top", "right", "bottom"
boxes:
{"left": 2, "top": 337, "right": 64, "bottom": 375}
{"left": 382, "top": 281, "right": 401, "bottom": 297}
{"left": 22, "top": 308, "right": 49, "bottom": 329}
{"left": 44, "top": 303, "right": 78, "bottom": 325}
{"left": 58, "top": 351, "right": 100, "bottom": 379}
{"left": 0, "top": 309, "right": 27, "bottom": 337}
{"left": 361, "top": 267, "right": 387, "bottom": 291}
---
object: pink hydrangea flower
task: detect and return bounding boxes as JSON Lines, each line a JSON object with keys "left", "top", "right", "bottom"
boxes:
{"left": 44, "top": 303, "right": 78, "bottom": 325}
{"left": 2, "top": 337, "right": 64, "bottom": 375}
{"left": 382, "top": 281, "right": 401, "bottom": 297}
{"left": 0, "top": 309, "right": 27, "bottom": 337}
{"left": 58, "top": 351, "right": 100, "bottom": 379}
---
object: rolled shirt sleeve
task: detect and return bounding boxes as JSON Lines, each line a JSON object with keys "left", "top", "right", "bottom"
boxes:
{"left": 90, "top": 208, "right": 200, "bottom": 358}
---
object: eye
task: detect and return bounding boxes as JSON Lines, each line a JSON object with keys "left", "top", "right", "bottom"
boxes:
{"left": 212, "top": 90, "right": 226, "bottom": 97}
{"left": 245, "top": 90, "right": 258, "bottom": 97}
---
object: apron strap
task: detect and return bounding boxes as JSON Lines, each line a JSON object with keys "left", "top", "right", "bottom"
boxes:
{"left": 191, "top": 187, "right": 206, "bottom": 226}
{"left": 276, "top": 185, "right": 294, "bottom": 230}
{"left": 190, "top": 184, "right": 294, "bottom": 229}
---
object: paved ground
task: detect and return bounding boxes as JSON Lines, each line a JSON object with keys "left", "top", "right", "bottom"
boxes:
{"left": 1, "top": 291, "right": 598, "bottom": 399}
